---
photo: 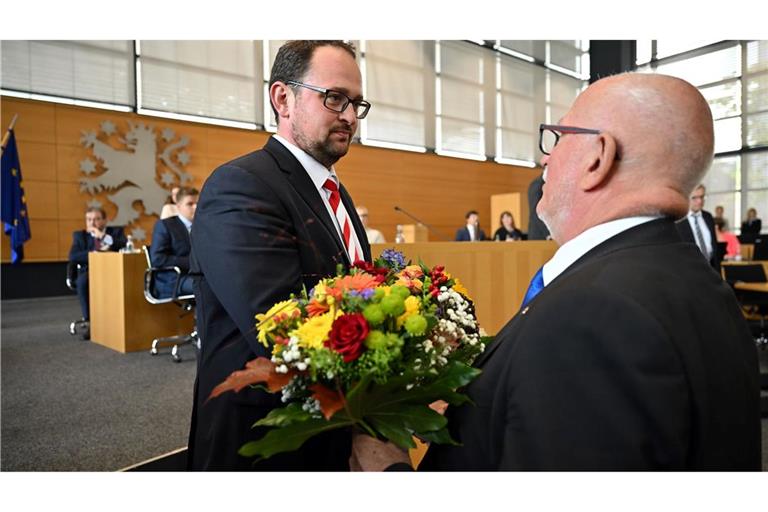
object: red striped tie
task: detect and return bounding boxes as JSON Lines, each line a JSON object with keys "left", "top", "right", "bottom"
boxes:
{"left": 322, "top": 179, "right": 362, "bottom": 263}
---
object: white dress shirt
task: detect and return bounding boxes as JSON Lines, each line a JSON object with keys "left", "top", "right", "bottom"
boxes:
{"left": 542, "top": 216, "right": 661, "bottom": 286}
{"left": 686, "top": 210, "right": 713, "bottom": 257}
{"left": 273, "top": 135, "right": 362, "bottom": 261}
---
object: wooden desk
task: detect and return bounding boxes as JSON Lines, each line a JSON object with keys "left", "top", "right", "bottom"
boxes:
{"left": 734, "top": 282, "right": 768, "bottom": 293}
{"left": 88, "top": 252, "right": 195, "bottom": 353}
{"left": 372, "top": 241, "right": 558, "bottom": 335}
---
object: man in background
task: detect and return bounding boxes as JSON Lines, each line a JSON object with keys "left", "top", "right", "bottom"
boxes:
{"left": 676, "top": 183, "right": 719, "bottom": 269}
{"left": 189, "top": 40, "right": 371, "bottom": 470}
{"left": 351, "top": 73, "right": 760, "bottom": 471}
{"left": 68, "top": 207, "right": 126, "bottom": 339}
{"left": 150, "top": 186, "right": 198, "bottom": 298}
{"left": 454, "top": 210, "right": 486, "bottom": 241}
{"left": 356, "top": 205, "right": 385, "bottom": 244}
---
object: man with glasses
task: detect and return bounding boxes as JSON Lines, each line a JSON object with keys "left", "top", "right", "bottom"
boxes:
{"left": 675, "top": 183, "right": 719, "bottom": 269}
{"left": 351, "top": 73, "right": 759, "bottom": 471}
{"left": 188, "top": 40, "right": 371, "bottom": 470}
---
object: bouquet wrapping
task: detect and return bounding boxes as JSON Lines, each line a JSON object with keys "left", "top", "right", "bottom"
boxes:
{"left": 209, "top": 249, "right": 487, "bottom": 462}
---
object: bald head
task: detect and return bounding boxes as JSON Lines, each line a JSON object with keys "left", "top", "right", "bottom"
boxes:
{"left": 577, "top": 73, "right": 714, "bottom": 194}
{"left": 538, "top": 73, "right": 714, "bottom": 243}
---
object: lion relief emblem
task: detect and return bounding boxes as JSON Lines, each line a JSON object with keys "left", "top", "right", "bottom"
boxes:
{"left": 79, "top": 120, "right": 193, "bottom": 233}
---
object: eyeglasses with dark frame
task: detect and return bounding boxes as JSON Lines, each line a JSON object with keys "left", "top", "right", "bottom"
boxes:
{"left": 539, "top": 123, "right": 621, "bottom": 160}
{"left": 286, "top": 80, "right": 372, "bottom": 119}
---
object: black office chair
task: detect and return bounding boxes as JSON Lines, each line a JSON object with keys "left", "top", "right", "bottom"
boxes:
{"left": 142, "top": 245, "right": 199, "bottom": 363}
{"left": 65, "top": 261, "right": 89, "bottom": 338}
{"left": 722, "top": 263, "right": 768, "bottom": 348}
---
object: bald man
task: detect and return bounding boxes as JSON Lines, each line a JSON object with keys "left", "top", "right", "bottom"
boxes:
{"left": 350, "top": 73, "right": 761, "bottom": 471}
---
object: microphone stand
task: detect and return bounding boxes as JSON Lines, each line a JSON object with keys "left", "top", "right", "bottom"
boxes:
{"left": 393, "top": 206, "right": 453, "bottom": 241}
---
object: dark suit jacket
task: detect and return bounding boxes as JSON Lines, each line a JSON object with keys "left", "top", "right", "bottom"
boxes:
{"left": 421, "top": 219, "right": 760, "bottom": 470}
{"left": 68, "top": 226, "right": 126, "bottom": 266}
{"left": 740, "top": 218, "right": 762, "bottom": 243}
{"left": 675, "top": 210, "right": 719, "bottom": 269}
{"left": 527, "top": 173, "right": 550, "bottom": 240}
{"left": 150, "top": 216, "right": 191, "bottom": 298}
{"left": 188, "top": 136, "right": 371, "bottom": 470}
{"left": 455, "top": 226, "right": 487, "bottom": 241}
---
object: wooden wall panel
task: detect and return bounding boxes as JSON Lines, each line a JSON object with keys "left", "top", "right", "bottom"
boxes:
{"left": 20, "top": 219, "right": 60, "bottom": 260}
{"left": 2, "top": 96, "right": 542, "bottom": 263}
{"left": 24, "top": 181, "right": 58, "bottom": 220}
{"left": 14, "top": 141, "right": 57, "bottom": 182}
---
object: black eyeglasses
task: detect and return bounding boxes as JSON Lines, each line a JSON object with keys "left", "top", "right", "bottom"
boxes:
{"left": 286, "top": 80, "right": 372, "bottom": 119}
{"left": 539, "top": 123, "right": 620, "bottom": 160}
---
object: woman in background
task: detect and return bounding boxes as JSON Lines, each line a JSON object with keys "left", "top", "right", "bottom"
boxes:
{"left": 740, "top": 207, "right": 762, "bottom": 242}
{"left": 493, "top": 211, "right": 524, "bottom": 241}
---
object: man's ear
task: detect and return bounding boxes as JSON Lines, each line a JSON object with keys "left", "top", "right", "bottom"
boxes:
{"left": 269, "top": 82, "right": 293, "bottom": 121}
{"left": 579, "top": 132, "right": 619, "bottom": 191}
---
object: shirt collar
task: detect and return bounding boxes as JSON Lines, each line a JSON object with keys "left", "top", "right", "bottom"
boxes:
{"left": 542, "top": 216, "right": 660, "bottom": 286}
{"left": 273, "top": 134, "right": 338, "bottom": 190}
{"left": 178, "top": 214, "right": 193, "bottom": 231}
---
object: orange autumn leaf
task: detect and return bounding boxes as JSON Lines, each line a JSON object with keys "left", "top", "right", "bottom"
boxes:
{"left": 332, "top": 273, "right": 379, "bottom": 293}
{"left": 309, "top": 383, "right": 345, "bottom": 420}
{"left": 207, "top": 357, "right": 293, "bottom": 402}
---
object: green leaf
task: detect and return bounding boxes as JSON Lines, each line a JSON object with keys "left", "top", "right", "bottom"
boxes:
{"left": 417, "top": 427, "right": 460, "bottom": 446}
{"left": 253, "top": 403, "right": 312, "bottom": 428}
{"left": 368, "top": 404, "right": 447, "bottom": 434}
{"left": 239, "top": 415, "right": 355, "bottom": 460}
{"left": 368, "top": 417, "right": 416, "bottom": 450}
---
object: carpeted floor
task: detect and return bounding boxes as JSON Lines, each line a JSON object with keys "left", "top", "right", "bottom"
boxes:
{"left": 1, "top": 296, "right": 197, "bottom": 471}
{"left": 2, "top": 296, "right": 767, "bottom": 471}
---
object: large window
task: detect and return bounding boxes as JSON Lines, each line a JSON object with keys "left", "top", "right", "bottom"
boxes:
{"left": 138, "top": 40, "right": 260, "bottom": 125}
{"left": 1, "top": 40, "right": 134, "bottom": 107}
{"left": 637, "top": 40, "right": 768, "bottom": 233}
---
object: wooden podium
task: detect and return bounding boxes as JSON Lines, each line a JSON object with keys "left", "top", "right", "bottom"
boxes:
{"left": 372, "top": 241, "right": 558, "bottom": 335}
{"left": 88, "top": 252, "right": 195, "bottom": 353}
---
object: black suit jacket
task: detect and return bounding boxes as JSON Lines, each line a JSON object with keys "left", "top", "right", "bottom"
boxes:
{"left": 188, "top": 137, "right": 370, "bottom": 470}
{"left": 675, "top": 210, "right": 719, "bottom": 269}
{"left": 150, "top": 216, "right": 191, "bottom": 298}
{"left": 421, "top": 219, "right": 760, "bottom": 470}
{"left": 455, "top": 226, "right": 487, "bottom": 241}
{"left": 68, "top": 226, "right": 126, "bottom": 266}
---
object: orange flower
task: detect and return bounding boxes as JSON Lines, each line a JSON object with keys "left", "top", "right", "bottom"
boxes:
{"left": 332, "top": 273, "right": 379, "bottom": 293}
{"left": 306, "top": 300, "right": 330, "bottom": 317}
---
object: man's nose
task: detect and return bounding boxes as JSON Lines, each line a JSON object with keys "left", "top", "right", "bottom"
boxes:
{"left": 539, "top": 155, "right": 549, "bottom": 167}
{"left": 339, "top": 104, "right": 358, "bottom": 126}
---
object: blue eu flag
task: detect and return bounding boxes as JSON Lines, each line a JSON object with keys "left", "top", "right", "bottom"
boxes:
{"left": 1, "top": 130, "right": 31, "bottom": 263}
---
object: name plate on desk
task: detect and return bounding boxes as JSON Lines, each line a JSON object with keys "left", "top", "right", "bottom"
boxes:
{"left": 88, "top": 252, "right": 194, "bottom": 353}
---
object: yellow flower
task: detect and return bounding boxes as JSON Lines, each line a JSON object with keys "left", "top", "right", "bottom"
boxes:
{"left": 291, "top": 310, "right": 342, "bottom": 349}
{"left": 313, "top": 279, "right": 339, "bottom": 305}
{"left": 452, "top": 278, "right": 472, "bottom": 301}
{"left": 396, "top": 295, "right": 422, "bottom": 328}
{"left": 255, "top": 299, "right": 299, "bottom": 347}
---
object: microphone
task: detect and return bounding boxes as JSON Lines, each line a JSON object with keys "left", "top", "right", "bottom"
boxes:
{"left": 393, "top": 206, "right": 452, "bottom": 241}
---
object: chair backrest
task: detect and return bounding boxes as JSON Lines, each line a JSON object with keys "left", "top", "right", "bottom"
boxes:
{"left": 753, "top": 238, "right": 767, "bottom": 261}
{"left": 722, "top": 264, "right": 768, "bottom": 284}
{"left": 142, "top": 244, "right": 152, "bottom": 268}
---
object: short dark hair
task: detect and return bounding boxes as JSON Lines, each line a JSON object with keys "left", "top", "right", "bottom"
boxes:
{"left": 176, "top": 186, "right": 199, "bottom": 203}
{"left": 465, "top": 210, "right": 479, "bottom": 220}
{"left": 85, "top": 207, "right": 106, "bottom": 219}
{"left": 268, "top": 40, "right": 357, "bottom": 124}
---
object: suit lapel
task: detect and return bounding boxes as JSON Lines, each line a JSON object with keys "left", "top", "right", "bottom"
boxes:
{"left": 264, "top": 137, "right": 350, "bottom": 263}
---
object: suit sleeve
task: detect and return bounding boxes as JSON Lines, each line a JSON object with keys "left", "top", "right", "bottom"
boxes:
{"left": 498, "top": 287, "right": 690, "bottom": 470}
{"left": 151, "top": 221, "right": 188, "bottom": 270}
{"left": 110, "top": 227, "right": 127, "bottom": 251}
{"left": 191, "top": 164, "right": 303, "bottom": 355}
{"left": 68, "top": 232, "right": 89, "bottom": 265}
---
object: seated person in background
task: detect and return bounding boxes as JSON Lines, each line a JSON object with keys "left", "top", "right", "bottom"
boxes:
{"left": 68, "top": 207, "right": 126, "bottom": 335}
{"left": 151, "top": 186, "right": 198, "bottom": 298}
{"left": 714, "top": 217, "right": 741, "bottom": 260}
{"left": 356, "top": 205, "right": 385, "bottom": 244}
{"left": 714, "top": 204, "right": 724, "bottom": 223}
{"left": 160, "top": 186, "right": 181, "bottom": 220}
{"left": 455, "top": 210, "right": 486, "bottom": 241}
{"left": 740, "top": 207, "right": 762, "bottom": 243}
{"left": 493, "top": 211, "right": 524, "bottom": 241}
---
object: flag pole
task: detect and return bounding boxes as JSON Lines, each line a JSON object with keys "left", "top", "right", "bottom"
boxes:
{"left": 1, "top": 114, "right": 19, "bottom": 152}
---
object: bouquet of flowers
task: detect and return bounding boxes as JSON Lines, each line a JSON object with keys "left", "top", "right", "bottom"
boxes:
{"left": 209, "top": 249, "right": 488, "bottom": 462}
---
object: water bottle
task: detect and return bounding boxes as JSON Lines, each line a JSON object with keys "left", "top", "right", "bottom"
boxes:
{"left": 124, "top": 235, "right": 135, "bottom": 253}
{"left": 394, "top": 225, "right": 405, "bottom": 244}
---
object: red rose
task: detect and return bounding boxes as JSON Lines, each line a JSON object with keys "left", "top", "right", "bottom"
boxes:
{"left": 326, "top": 313, "right": 369, "bottom": 362}
{"left": 353, "top": 260, "right": 389, "bottom": 283}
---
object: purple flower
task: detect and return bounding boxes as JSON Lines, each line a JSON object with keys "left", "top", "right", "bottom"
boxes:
{"left": 380, "top": 249, "right": 406, "bottom": 270}
{"left": 348, "top": 288, "right": 375, "bottom": 300}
